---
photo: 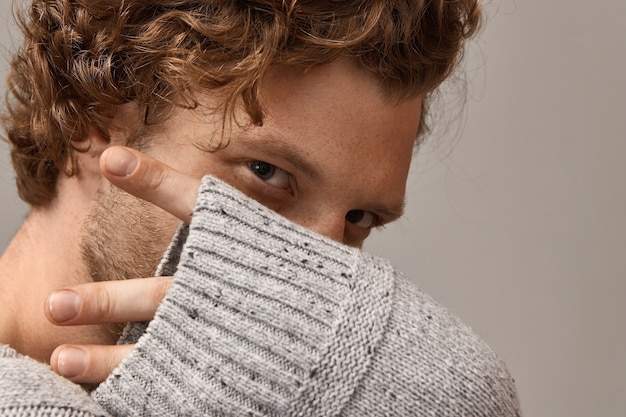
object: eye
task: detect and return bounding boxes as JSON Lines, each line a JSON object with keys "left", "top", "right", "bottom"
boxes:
{"left": 248, "top": 161, "right": 290, "bottom": 189}
{"left": 345, "top": 210, "right": 375, "bottom": 229}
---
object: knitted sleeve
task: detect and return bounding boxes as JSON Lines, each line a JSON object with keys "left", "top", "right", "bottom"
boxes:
{"left": 93, "top": 176, "right": 522, "bottom": 416}
{"left": 0, "top": 345, "right": 111, "bottom": 417}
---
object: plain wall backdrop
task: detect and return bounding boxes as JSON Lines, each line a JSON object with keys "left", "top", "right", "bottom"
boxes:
{"left": 1, "top": 1, "right": 625, "bottom": 416}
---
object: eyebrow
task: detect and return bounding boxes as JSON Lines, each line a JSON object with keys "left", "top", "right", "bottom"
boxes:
{"left": 233, "top": 133, "right": 321, "bottom": 181}
{"left": 233, "top": 131, "right": 406, "bottom": 222}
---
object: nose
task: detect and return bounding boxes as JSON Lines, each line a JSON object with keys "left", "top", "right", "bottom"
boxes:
{"left": 299, "top": 211, "right": 346, "bottom": 244}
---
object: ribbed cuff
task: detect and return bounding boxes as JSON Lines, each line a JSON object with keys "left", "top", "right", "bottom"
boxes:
{"left": 94, "top": 176, "right": 395, "bottom": 416}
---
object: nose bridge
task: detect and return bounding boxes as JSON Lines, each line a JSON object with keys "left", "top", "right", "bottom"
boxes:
{"left": 301, "top": 207, "right": 345, "bottom": 243}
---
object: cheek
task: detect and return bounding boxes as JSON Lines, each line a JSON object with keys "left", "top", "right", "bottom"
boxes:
{"left": 210, "top": 164, "right": 287, "bottom": 212}
{"left": 81, "top": 188, "right": 179, "bottom": 281}
{"left": 146, "top": 143, "right": 274, "bottom": 208}
{"left": 195, "top": 159, "right": 246, "bottom": 189}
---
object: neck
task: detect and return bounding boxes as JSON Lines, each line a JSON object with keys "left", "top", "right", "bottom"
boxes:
{"left": 0, "top": 182, "right": 116, "bottom": 362}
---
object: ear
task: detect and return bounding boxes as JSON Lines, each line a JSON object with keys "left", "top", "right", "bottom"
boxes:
{"left": 71, "top": 127, "right": 111, "bottom": 177}
{"left": 71, "top": 104, "right": 143, "bottom": 178}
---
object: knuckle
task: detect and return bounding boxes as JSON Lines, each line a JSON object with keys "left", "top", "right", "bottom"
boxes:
{"left": 104, "top": 347, "right": 121, "bottom": 375}
{"left": 92, "top": 285, "right": 115, "bottom": 321}
{"left": 102, "top": 345, "right": 132, "bottom": 378}
{"left": 151, "top": 276, "right": 172, "bottom": 308}
{"left": 146, "top": 163, "right": 167, "bottom": 193}
{"left": 85, "top": 347, "right": 116, "bottom": 384}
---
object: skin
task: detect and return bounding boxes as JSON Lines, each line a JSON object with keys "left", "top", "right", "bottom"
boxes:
{"left": 0, "top": 58, "right": 422, "bottom": 382}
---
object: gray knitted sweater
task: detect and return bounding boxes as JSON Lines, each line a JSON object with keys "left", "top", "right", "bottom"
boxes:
{"left": 0, "top": 177, "right": 521, "bottom": 416}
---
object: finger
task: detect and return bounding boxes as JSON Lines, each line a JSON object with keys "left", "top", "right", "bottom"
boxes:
{"left": 45, "top": 276, "right": 173, "bottom": 326}
{"left": 50, "top": 343, "right": 134, "bottom": 384}
{"left": 100, "top": 146, "right": 200, "bottom": 224}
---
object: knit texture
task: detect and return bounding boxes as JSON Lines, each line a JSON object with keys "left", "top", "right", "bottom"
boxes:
{"left": 94, "top": 176, "right": 522, "bottom": 416}
{"left": 0, "top": 345, "right": 110, "bottom": 416}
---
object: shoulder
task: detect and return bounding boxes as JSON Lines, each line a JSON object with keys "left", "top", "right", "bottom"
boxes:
{"left": 346, "top": 254, "right": 522, "bottom": 416}
{"left": 102, "top": 177, "right": 522, "bottom": 416}
{"left": 0, "top": 345, "right": 110, "bottom": 417}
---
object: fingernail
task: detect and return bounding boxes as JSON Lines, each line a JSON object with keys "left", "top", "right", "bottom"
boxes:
{"left": 48, "top": 290, "right": 81, "bottom": 322}
{"left": 57, "top": 347, "right": 88, "bottom": 378}
{"left": 106, "top": 147, "right": 137, "bottom": 176}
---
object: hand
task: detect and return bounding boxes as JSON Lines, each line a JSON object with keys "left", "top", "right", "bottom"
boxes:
{"left": 46, "top": 146, "right": 201, "bottom": 384}
{"left": 47, "top": 277, "right": 172, "bottom": 383}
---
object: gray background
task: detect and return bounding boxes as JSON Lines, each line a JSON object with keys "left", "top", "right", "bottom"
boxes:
{"left": 1, "top": 1, "right": 625, "bottom": 416}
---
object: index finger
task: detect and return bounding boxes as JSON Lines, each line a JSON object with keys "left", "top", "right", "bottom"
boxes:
{"left": 100, "top": 146, "right": 200, "bottom": 224}
{"left": 45, "top": 276, "right": 173, "bottom": 326}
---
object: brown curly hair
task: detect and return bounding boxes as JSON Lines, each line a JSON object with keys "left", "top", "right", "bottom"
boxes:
{"left": 2, "top": 0, "right": 482, "bottom": 207}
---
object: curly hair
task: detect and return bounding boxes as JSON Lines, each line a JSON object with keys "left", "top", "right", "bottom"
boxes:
{"left": 2, "top": 0, "right": 482, "bottom": 207}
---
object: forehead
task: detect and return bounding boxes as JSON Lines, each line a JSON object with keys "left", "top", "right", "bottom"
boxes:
{"left": 239, "top": 59, "right": 423, "bottom": 201}
{"left": 258, "top": 59, "right": 422, "bottom": 150}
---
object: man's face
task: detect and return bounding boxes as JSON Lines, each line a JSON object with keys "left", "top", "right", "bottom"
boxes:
{"left": 81, "top": 59, "right": 422, "bottom": 282}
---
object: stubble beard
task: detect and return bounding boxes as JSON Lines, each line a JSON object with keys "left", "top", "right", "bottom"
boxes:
{"left": 79, "top": 185, "right": 176, "bottom": 283}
